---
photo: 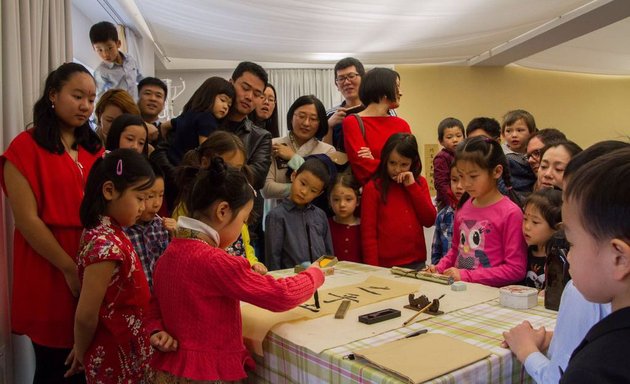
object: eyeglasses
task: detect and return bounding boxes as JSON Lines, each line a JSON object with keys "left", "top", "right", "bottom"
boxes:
{"left": 335, "top": 72, "right": 360, "bottom": 84}
{"left": 262, "top": 96, "right": 276, "bottom": 104}
{"left": 526, "top": 149, "right": 542, "bottom": 160}
{"left": 294, "top": 112, "right": 319, "bottom": 124}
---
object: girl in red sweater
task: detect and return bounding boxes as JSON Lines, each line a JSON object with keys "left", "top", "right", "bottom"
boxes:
{"left": 361, "top": 133, "right": 436, "bottom": 268}
{"left": 147, "top": 157, "right": 325, "bottom": 382}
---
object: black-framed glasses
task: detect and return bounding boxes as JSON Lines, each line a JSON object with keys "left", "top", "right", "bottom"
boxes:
{"left": 335, "top": 72, "right": 360, "bottom": 83}
{"left": 526, "top": 149, "right": 542, "bottom": 160}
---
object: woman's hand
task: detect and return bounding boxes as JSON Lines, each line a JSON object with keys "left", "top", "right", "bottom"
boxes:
{"left": 396, "top": 171, "right": 415, "bottom": 186}
{"left": 272, "top": 143, "right": 295, "bottom": 161}
{"left": 442, "top": 267, "right": 461, "bottom": 281}
{"left": 357, "top": 146, "right": 373, "bottom": 159}
{"left": 62, "top": 265, "right": 81, "bottom": 297}
{"left": 252, "top": 262, "right": 268, "bottom": 275}
{"left": 63, "top": 346, "right": 84, "bottom": 378}
{"left": 150, "top": 331, "right": 178, "bottom": 352}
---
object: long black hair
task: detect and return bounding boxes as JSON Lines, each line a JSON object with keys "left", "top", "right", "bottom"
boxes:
{"left": 182, "top": 76, "right": 235, "bottom": 114}
{"left": 80, "top": 149, "right": 155, "bottom": 228}
{"left": 374, "top": 133, "right": 422, "bottom": 204}
{"left": 455, "top": 136, "right": 521, "bottom": 207}
{"left": 32, "top": 62, "right": 102, "bottom": 154}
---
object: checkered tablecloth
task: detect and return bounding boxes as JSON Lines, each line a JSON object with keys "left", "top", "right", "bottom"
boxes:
{"left": 247, "top": 264, "right": 557, "bottom": 384}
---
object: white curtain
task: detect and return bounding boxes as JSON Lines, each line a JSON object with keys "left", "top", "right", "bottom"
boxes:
{"left": 1, "top": 0, "right": 73, "bottom": 382}
{"left": 268, "top": 68, "right": 341, "bottom": 136}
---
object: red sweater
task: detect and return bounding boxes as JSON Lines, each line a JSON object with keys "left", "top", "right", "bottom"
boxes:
{"left": 361, "top": 177, "right": 437, "bottom": 267}
{"left": 342, "top": 115, "right": 411, "bottom": 185}
{"left": 146, "top": 238, "right": 324, "bottom": 381}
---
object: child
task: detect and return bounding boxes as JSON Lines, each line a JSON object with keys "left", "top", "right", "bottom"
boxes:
{"left": 501, "top": 141, "right": 627, "bottom": 384}
{"left": 502, "top": 109, "right": 538, "bottom": 197}
{"left": 65, "top": 149, "right": 176, "bottom": 383}
{"left": 328, "top": 172, "right": 362, "bottom": 263}
{"left": 465, "top": 117, "right": 501, "bottom": 141}
{"left": 362, "top": 133, "right": 436, "bottom": 268}
{"left": 431, "top": 162, "right": 464, "bottom": 265}
{"left": 173, "top": 131, "right": 267, "bottom": 274}
{"left": 265, "top": 157, "right": 334, "bottom": 270}
{"left": 124, "top": 162, "right": 177, "bottom": 290}
{"left": 429, "top": 136, "right": 527, "bottom": 287}
{"left": 89, "top": 21, "right": 143, "bottom": 100}
{"left": 433, "top": 117, "right": 464, "bottom": 210}
{"left": 521, "top": 189, "right": 562, "bottom": 289}
{"left": 560, "top": 147, "right": 630, "bottom": 382}
{"left": 105, "top": 113, "right": 149, "bottom": 156}
{"left": 146, "top": 157, "right": 325, "bottom": 382}
{"left": 166, "top": 77, "right": 235, "bottom": 166}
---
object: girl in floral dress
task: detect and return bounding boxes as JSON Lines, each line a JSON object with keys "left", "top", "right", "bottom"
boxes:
{"left": 65, "top": 149, "right": 176, "bottom": 383}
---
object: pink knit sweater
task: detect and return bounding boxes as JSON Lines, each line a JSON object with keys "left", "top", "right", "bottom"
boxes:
{"left": 145, "top": 238, "right": 324, "bottom": 381}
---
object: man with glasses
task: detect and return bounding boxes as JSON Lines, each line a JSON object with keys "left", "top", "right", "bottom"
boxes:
{"left": 324, "top": 57, "right": 396, "bottom": 152}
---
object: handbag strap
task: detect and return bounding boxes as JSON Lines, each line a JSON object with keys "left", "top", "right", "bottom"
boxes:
{"left": 351, "top": 113, "right": 366, "bottom": 139}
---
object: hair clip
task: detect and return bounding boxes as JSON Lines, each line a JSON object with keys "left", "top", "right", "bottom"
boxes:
{"left": 101, "top": 150, "right": 110, "bottom": 159}
{"left": 116, "top": 159, "right": 123, "bottom": 176}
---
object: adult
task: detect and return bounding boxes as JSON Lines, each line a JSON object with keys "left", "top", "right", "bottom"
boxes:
{"left": 325, "top": 57, "right": 396, "bottom": 151}
{"left": 1, "top": 63, "right": 104, "bottom": 383}
{"left": 262, "top": 95, "right": 335, "bottom": 209}
{"left": 537, "top": 140, "right": 582, "bottom": 190}
{"left": 249, "top": 83, "right": 280, "bottom": 138}
{"left": 224, "top": 61, "right": 272, "bottom": 191}
{"left": 137, "top": 76, "right": 168, "bottom": 145}
{"left": 94, "top": 88, "right": 140, "bottom": 143}
{"left": 342, "top": 67, "right": 409, "bottom": 185}
{"left": 525, "top": 128, "right": 567, "bottom": 174}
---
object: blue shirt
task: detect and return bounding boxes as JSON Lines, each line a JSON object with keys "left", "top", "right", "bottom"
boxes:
{"left": 264, "top": 198, "right": 333, "bottom": 271}
{"left": 94, "top": 51, "right": 143, "bottom": 100}
{"left": 523, "top": 280, "right": 611, "bottom": 384}
{"left": 430, "top": 205, "right": 454, "bottom": 265}
{"left": 124, "top": 216, "right": 170, "bottom": 289}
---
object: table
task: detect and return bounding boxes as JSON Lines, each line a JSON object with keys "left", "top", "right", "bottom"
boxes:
{"left": 245, "top": 263, "right": 557, "bottom": 384}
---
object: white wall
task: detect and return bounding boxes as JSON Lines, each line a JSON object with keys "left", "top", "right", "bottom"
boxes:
{"left": 155, "top": 69, "right": 233, "bottom": 117}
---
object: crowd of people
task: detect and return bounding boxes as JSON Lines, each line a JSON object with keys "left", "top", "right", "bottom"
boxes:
{"left": 1, "top": 20, "right": 629, "bottom": 384}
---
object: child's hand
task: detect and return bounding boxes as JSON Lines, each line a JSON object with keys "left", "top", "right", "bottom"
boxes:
{"left": 272, "top": 143, "right": 295, "bottom": 161}
{"left": 252, "top": 262, "right": 268, "bottom": 275}
{"left": 395, "top": 171, "right": 415, "bottom": 186}
{"left": 426, "top": 265, "right": 438, "bottom": 273}
{"left": 150, "top": 331, "right": 178, "bottom": 352}
{"left": 502, "top": 321, "right": 547, "bottom": 363}
{"left": 357, "top": 146, "right": 374, "bottom": 159}
{"left": 162, "top": 217, "right": 177, "bottom": 234}
{"left": 63, "top": 346, "right": 84, "bottom": 378}
{"left": 442, "top": 267, "right": 461, "bottom": 281}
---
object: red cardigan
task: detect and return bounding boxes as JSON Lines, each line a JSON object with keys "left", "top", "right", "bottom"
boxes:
{"left": 146, "top": 238, "right": 324, "bottom": 381}
{"left": 361, "top": 177, "right": 437, "bottom": 267}
{"left": 342, "top": 115, "right": 411, "bottom": 185}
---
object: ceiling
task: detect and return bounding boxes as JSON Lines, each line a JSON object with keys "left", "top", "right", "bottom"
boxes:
{"left": 75, "top": 0, "right": 630, "bottom": 74}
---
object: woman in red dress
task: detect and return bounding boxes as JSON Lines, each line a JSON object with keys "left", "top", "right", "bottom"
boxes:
{"left": 0, "top": 62, "right": 103, "bottom": 383}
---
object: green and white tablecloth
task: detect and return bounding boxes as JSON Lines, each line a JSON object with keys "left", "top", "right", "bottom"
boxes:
{"left": 246, "top": 263, "right": 557, "bottom": 384}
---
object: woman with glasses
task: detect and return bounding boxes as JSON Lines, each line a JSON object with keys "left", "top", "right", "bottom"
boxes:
{"left": 342, "top": 67, "right": 410, "bottom": 185}
{"left": 249, "top": 83, "right": 280, "bottom": 138}
{"left": 525, "top": 128, "right": 567, "bottom": 190}
{"left": 262, "top": 95, "right": 335, "bottom": 210}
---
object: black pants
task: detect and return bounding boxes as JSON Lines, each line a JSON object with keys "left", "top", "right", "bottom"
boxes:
{"left": 31, "top": 342, "right": 86, "bottom": 384}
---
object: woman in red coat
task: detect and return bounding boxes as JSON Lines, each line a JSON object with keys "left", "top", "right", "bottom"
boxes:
{"left": 343, "top": 67, "right": 410, "bottom": 185}
{"left": 0, "top": 63, "right": 104, "bottom": 383}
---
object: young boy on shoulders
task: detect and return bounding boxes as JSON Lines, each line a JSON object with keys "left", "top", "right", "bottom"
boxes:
{"left": 265, "top": 158, "right": 334, "bottom": 271}
{"left": 90, "top": 21, "right": 143, "bottom": 100}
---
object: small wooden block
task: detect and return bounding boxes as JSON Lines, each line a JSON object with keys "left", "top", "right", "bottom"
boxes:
{"left": 335, "top": 300, "right": 351, "bottom": 319}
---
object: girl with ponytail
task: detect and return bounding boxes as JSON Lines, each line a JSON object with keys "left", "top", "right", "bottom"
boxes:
{"left": 429, "top": 136, "right": 527, "bottom": 287}
{"left": 146, "top": 157, "right": 325, "bottom": 383}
